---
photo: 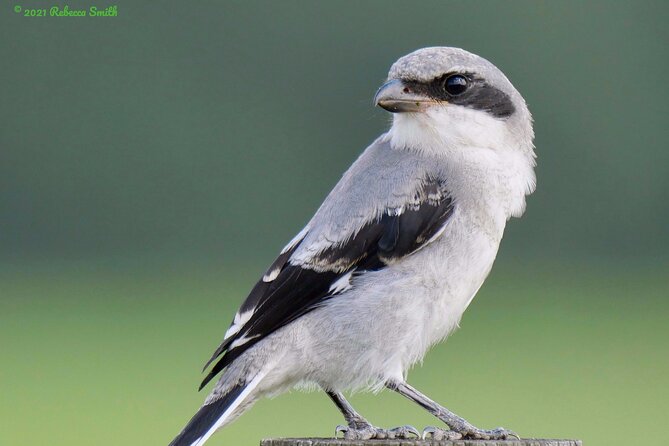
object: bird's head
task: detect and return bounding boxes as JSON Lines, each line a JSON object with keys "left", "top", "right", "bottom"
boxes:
{"left": 375, "top": 47, "right": 534, "bottom": 156}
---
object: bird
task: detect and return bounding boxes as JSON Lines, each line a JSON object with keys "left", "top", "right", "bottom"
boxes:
{"left": 168, "top": 46, "right": 536, "bottom": 446}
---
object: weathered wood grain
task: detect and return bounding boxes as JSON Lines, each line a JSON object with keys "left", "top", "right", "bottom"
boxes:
{"left": 262, "top": 438, "right": 582, "bottom": 446}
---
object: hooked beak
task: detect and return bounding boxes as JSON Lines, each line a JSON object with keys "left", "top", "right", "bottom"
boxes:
{"left": 374, "top": 79, "right": 437, "bottom": 113}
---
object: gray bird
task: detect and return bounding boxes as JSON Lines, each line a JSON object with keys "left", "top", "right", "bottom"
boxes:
{"left": 169, "top": 46, "right": 536, "bottom": 446}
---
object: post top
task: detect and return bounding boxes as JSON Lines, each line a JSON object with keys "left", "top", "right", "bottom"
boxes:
{"left": 262, "top": 438, "right": 582, "bottom": 446}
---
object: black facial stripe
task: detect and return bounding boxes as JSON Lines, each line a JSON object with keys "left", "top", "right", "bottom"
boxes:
{"left": 404, "top": 73, "right": 515, "bottom": 118}
{"left": 452, "top": 82, "right": 516, "bottom": 118}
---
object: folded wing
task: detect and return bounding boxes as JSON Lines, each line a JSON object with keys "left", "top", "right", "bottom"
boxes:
{"left": 200, "top": 176, "right": 454, "bottom": 389}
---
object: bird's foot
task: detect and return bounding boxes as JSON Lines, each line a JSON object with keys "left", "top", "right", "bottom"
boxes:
{"left": 421, "top": 426, "right": 463, "bottom": 440}
{"left": 422, "top": 425, "right": 519, "bottom": 441}
{"left": 336, "top": 423, "right": 420, "bottom": 440}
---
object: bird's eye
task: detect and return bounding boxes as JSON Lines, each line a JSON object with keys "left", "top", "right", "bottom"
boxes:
{"left": 444, "top": 75, "right": 468, "bottom": 95}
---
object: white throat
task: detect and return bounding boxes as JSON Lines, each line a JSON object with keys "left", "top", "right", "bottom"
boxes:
{"left": 387, "top": 107, "right": 536, "bottom": 220}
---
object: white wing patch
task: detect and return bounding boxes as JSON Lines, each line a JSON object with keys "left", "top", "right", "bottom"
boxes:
{"left": 328, "top": 271, "right": 353, "bottom": 294}
{"left": 229, "top": 334, "right": 260, "bottom": 350}
{"left": 262, "top": 267, "right": 280, "bottom": 283}
{"left": 223, "top": 310, "right": 254, "bottom": 340}
{"left": 262, "top": 227, "right": 309, "bottom": 282}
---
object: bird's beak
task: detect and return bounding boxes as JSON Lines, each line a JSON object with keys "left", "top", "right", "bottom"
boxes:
{"left": 374, "top": 79, "right": 436, "bottom": 113}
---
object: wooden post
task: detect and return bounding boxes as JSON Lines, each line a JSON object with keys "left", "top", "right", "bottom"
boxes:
{"left": 262, "top": 439, "right": 581, "bottom": 446}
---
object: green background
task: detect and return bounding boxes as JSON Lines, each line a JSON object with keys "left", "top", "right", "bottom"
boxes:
{"left": 1, "top": 1, "right": 667, "bottom": 446}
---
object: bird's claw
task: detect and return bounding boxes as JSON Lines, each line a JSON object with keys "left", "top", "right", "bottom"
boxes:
{"left": 421, "top": 426, "right": 463, "bottom": 440}
{"left": 422, "top": 425, "right": 519, "bottom": 440}
{"left": 335, "top": 424, "right": 420, "bottom": 440}
{"left": 463, "top": 426, "right": 519, "bottom": 440}
{"left": 499, "top": 428, "right": 520, "bottom": 440}
{"left": 387, "top": 425, "right": 421, "bottom": 439}
{"left": 335, "top": 424, "right": 376, "bottom": 440}
{"left": 334, "top": 425, "right": 348, "bottom": 438}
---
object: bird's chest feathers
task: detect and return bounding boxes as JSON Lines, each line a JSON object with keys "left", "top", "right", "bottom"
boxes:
{"left": 398, "top": 154, "right": 525, "bottom": 344}
{"left": 407, "top": 214, "right": 500, "bottom": 345}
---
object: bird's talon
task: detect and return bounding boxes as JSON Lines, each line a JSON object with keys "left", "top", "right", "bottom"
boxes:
{"left": 388, "top": 425, "right": 420, "bottom": 439}
{"left": 421, "top": 426, "right": 436, "bottom": 440}
{"left": 405, "top": 425, "right": 421, "bottom": 438}
{"left": 335, "top": 424, "right": 422, "bottom": 440}
{"left": 334, "top": 424, "right": 348, "bottom": 438}
{"left": 422, "top": 426, "right": 463, "bottom": 441}
{"left": 493, "top": 427, "right": 520, "bottom": 440}
{"left": 460, "top": 426, "right": 519, "bottom": 440}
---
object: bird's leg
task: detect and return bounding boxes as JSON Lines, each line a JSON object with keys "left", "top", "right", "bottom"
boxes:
{"left": 325, "top": 390, "right": 419, "bottom": 440}
{"left": 327, "top": 390, "right": 370, "bottom": 431}
{"left": 385, "top": 381, "right": 519, "bottom": 440}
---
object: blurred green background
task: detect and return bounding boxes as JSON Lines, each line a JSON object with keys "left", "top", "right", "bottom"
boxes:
{"left": 1, "top": 1, "right": 667, "bottom": 446}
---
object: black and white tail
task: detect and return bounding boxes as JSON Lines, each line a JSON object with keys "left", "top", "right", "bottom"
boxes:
{"left": 169, "top": 371, "right": 266, "bottom": 446}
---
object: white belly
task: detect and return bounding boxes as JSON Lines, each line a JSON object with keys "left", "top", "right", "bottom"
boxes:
{"left": 281, "top": 210, "right": 504, "bottom": 392}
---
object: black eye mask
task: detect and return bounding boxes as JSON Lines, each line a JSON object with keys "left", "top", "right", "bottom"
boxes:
{"left": 403, "top": 73, "right": 516, "bottom": 119}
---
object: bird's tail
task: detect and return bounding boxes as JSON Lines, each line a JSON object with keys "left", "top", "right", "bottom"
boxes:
{"left": 168, "top": 370, "right": 267, "bottom": 446}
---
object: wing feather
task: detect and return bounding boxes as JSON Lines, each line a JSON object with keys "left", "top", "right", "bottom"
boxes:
{"left": 200, "top": 176, "right": 454, "bottom": 389}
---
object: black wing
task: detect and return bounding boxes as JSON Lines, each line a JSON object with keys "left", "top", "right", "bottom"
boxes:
{"left": 200, "top": 176, "right": 455, "bottom": 389}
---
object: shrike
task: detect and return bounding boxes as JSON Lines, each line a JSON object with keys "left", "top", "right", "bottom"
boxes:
{"left": 169, "top": 47, "right": 536, "bottom": 446}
